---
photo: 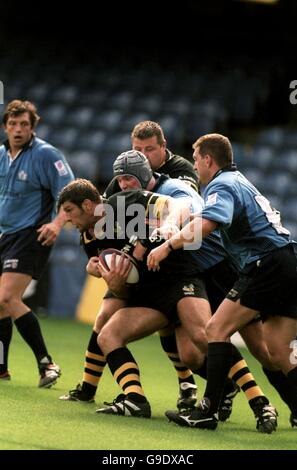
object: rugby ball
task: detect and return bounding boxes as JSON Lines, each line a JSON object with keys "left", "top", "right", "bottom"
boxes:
{"left": 98, "top": 248, "right": 139, "bottom": 284}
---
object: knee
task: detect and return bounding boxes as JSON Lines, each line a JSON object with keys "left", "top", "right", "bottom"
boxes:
{"left": 188, "top": 327, "right": 208, "bottom": 353}
{"left": 246, "top": 341, "right": 272, "bottom": 368}
{"left": 97, "top": 325, "right": 110, "bottom": 354}
{"left": 94, "top": 309, "right": 112, "bottom": 332}
{"left": 0, "top": 292, "right": 14, "bottom": 312}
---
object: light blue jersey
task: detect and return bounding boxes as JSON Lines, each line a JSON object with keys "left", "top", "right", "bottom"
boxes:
{"left": 0, "top": 136, "right": 74, "bottom": 234}
{"left": 154, "top": 174, "right": 228, "bottom": 271}
{"left": 202, "top": 168, "right": 292, "bottom": 270}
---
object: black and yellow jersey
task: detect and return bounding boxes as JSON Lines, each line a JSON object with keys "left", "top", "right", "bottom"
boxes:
{"left": 107, "top": 189, "right": 200, "bottom": 280}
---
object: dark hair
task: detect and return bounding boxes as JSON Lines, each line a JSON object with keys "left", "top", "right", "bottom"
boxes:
{"left": 57, "top": 178, "right": 102, "bottom": 210}
{"left": 2, "top": 100, "right": 40, "bottom": 128}
{"left": 131, "top": 121, "right": 166, "bottom": 146}
{"left": 193, "top": 133, "right": 233, "bottom": 167}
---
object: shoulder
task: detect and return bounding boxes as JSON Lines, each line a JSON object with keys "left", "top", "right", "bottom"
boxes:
{"left": 0, "top": 144, "right": 6, "bottom": 157}
{"left": 163, "top": 152, "right": 194, "bottom": 172}
{"left": 32, "top": 137, "right": 64, "bottom": 159}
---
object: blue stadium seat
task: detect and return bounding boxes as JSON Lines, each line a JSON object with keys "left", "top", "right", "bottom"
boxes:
{"left": 65, "top": 107, "right": 94, "bottom": 128}
{"left": 42, "top": 104, "right": 67, "bottom": 125}
{"left": 51, "top": 85, "right": 79, "bottom": 105}
{"left": 256, "top": 127, "right": 285, "bottom": 147}
{"left": 50, "top": 127, "right": 79, "bottom": 150}
{"left": 251, "top": 145, "right": 275, "bottom": 170}
{"left": 67, "top": 150, "right": 99, "bottom": 179}
{"left": 76, "top": 130, "right": 106, "bottom": 152}
{"left": 91, "top": 110, "right": 123, "bottom": 131}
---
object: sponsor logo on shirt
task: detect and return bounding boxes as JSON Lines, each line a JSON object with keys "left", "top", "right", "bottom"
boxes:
{"left": 54, "top": 160, "right": 68, "bottom": 176}
{"left": 3, "top": 259, "right": 19, "bottom": 270}
{"left": 206, "top": 193, "right": 218, "bottom": 206}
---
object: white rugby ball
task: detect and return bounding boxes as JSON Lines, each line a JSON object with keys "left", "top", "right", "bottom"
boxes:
{"left": 98, "top": 248, "right": 139, "bottom": 284}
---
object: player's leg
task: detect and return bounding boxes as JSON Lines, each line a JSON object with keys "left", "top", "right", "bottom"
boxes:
{"left": 262, "top": 316, "right": 297, "bottom": 427}
{"left": 0, "top": 272, "right": 60, "bottom": 387}
{"left": 166, "top": 299, "right": 276, "bottom": 432}
{"left": 158, "top": 325, "right": 197, "bottom": 410}
{"left": 96, "top": 306, "right": 169, "bottom": 417}
{"left": 0, "top": 274, "right": 13, "bottom": 380}
{"left": 60, "top": 296, "right": 125, "bottom": 402}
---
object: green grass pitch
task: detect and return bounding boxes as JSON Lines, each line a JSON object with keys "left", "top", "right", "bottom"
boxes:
{"left": 0, "top": 317, "right": 296, "bottom": 450}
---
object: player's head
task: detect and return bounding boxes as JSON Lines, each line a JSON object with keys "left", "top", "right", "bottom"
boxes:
{"left": 192, "top": 133, "right": 233, "bottom": 185}
{"left": 2, "top": 100, "right": 40, "bottom": 148}
{"left": 2, "top": 100, "right": 40, "bottom": 129}
{"left": 131, "top": 121, "right": 167, "bottom": 170}
{"left": 113, "top": 150, "right": 153, "bottom": 190}
{"left": 57, "top": 179, "right": 104, "bottom": 230}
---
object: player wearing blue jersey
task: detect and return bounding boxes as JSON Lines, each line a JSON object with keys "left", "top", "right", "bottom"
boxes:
{"left": 0, "top": 100, "right": 74, "bottom": 387}
{"left": 148, "top": 133, "right": 297, "bottom": 430}
{"left": 93, "top": 153, "right": 275, "bottom": 429}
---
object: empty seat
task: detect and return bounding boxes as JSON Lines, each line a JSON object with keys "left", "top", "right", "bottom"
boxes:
{"left": 65, "top": 107, "right": 94, "bottom": 128}
{"left": 67, "top": 150, "right": 99, "bottom": 180}
{"left": 51, "top": 85, "right": 79, "bottom": 105}
{"left": 51, "top": 127, "right": 79, "bottom": 150}
{"left": 251, "top": 145, "right": 275, "bottom": 170}
{"left": 76, "top": 130, "right": 106, "bottom": 152}
{"left": 91, "top": 110, "right": 123, "bottom": 131}
{"left": 43, "top": 104, "right": 67, "bottom": 125}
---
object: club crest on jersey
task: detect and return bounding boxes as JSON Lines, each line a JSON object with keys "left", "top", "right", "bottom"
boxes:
{"left": 206, "top": 193, "right": 218, "bottom": 206}
{"left": 18, "top": 170, "right": 28, "bottom": 181}
{"left": 54, "top": 160, "right": 68, "bottom": 176}
{"left": 182, "top": 284, "right": 195, "bottom": 295}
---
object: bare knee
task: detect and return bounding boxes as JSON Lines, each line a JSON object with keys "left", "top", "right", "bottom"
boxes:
{"left": 0, "top": 292, "right": 15, "bottom": 314}
{"left": 98, "top": 321, "right": 125, "bottom": 355}
{"left": 94, "top": 299, "right": 125, "bottom": 332}
{"left": 245, "top": 341, "right": 273, "bottom": 368}
{"left": 187, "top": 327, "right": 208, "bottom": 354}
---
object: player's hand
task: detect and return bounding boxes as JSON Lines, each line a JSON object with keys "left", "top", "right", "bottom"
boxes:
{"left": 86, "top": 257, "right": 101, "bottom": 277}
{"left": 147, "top": 242, "right": 171, "bottom": 271}
{"left": 37, "top": 222, "right": 61, "bottom": 246}
{"left": 150, "top": 223, "right": 179, "bottom": 242}
{"left": 98, "top": 253, "right": 132, "bottom": 295}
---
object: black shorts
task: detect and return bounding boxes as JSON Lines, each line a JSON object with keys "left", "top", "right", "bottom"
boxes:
{"left": 0, "top": 227, "right": 52, "bottom": 280}
{"left": 128, "top": 275, "right": 208, "bottom": 321}
{"left": 204, "top": 259, "right": 238, "bottom": 312}
{"left": 226, "top": 244, "right": 297, "bottom": 320}
{"left": 103, "top": 289, "right": 129, "bottom": 301}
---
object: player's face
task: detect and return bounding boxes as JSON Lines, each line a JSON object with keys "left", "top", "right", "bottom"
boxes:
{"left": 4, "top": 112, "right": 33, "bottom": 149}
{"left": 117, "top": 175, "right": 141, "bottom": 190}
{"left": 193, "top": 148, "right": 209, "bottom": 185}
{"left": 132, "top": 136, "right": 166, "bottom": 170}
{"left": 62, "top": 201, "right": 95, "bottom": 230}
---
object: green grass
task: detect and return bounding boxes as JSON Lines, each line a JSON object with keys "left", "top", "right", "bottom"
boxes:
{"left": 0, "top": 317, "right": 296, "bottom": 450}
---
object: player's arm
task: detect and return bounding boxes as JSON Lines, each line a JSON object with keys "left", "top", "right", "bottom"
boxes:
{"left": 37, "top": 207, "right": 68, "bottom": 246}
{"left": 86, "top": 256, "right": 102, "bottom": 278}
{"left": 97, "top": 253, "right": 131, "bottom": 297}
{"left": 147, "top": 217, "right": 218, "bottom": 270}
